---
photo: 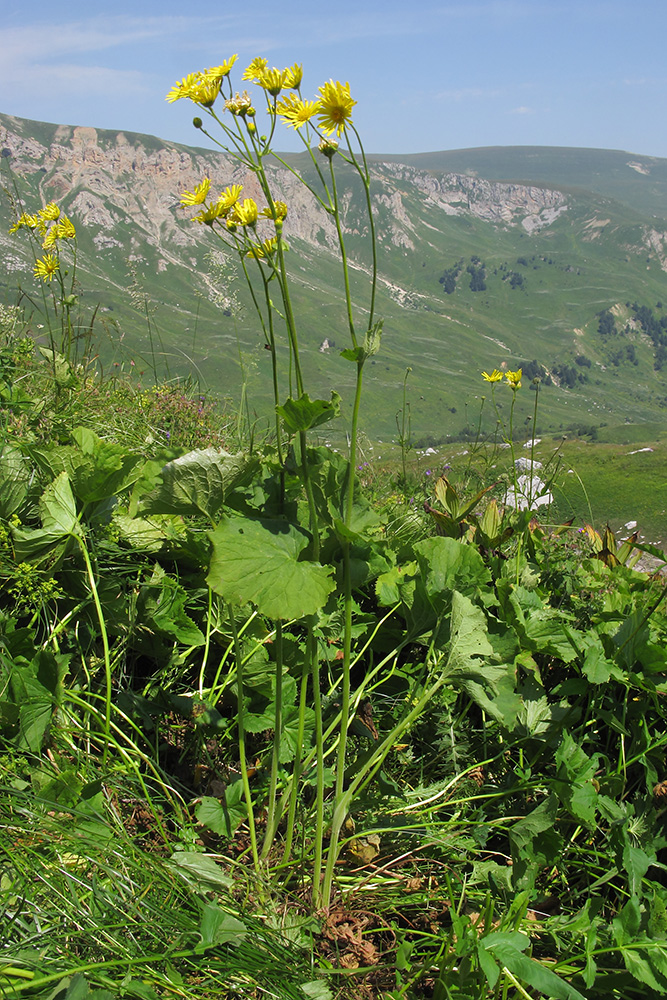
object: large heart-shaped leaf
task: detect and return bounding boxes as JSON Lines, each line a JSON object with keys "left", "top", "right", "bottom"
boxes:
{"left": 141, "top": 449, "right": 259, "bottom": 519}
{"left": 207, "top": 517, "right": 334, "bottom": 620}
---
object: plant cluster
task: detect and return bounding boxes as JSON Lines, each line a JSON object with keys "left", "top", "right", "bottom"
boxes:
{"left": 2, "top": 53, "right": 667, "bottom": 1000}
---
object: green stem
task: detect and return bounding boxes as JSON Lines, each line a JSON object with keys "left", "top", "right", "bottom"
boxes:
{"left": 321, "top": 664, "right": 449, "bottom": 906}
{"left": 261, "top": 620, "right": 283, "bottom": 859}
{"left": 309, "top": 627, "right": 325, "bottom": 908}
{"left": 228, "top": 603, "right": 260, "bottom": 872}
{"left": 282, "top": 649, "right": 310, "bottom": 866}
{"left": 328, "top": 160, "right": 357, "bottom": 349}
{"left": 74, "top": 532, "right": 112, "bottom": 765}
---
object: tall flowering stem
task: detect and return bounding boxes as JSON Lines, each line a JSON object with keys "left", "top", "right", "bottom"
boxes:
{"left": 8, "top": 201, "right": 81, "bottom": 364}
{"left": 168, "top": 59, "right": 380, "bottom": 910}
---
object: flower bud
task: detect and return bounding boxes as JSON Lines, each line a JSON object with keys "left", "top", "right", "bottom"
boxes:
{"left": 193, "top": 117, "right": 203, "bottom": 129}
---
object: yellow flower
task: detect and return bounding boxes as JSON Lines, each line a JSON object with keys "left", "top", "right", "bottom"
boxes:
{"left": 42, "top": 226, "right": 59, "bottom": 249}
{"left": 166, "top": 72, "right": 199, "bottom": 103}
{"left": 166, "top": 71, "right": 220, "bottom": 107}
{"left": 256, "top": 67, "right": 285, "bottom": 97}
{"left": 246, "top": 236, "right": 279, "bottom": 259}
{"left": 34, "top": 254, "right": 59, "bottom": 281}
{"left": 9, "top": 212, "right": 38, "bottom": 233}
{"left": 316, "top": 80, "right": 356, "bottom": 136}
{"left": 231, "top": 198, "right": 259, "bottom": 226}
{"left": 191, "top": 75, "right": 221, "bottom": 108}
{"left": 217, "top": 184, "right": 243, "bottom": 213}
{"left": 58, "top": 216, "right": 76, "bottom": 239}
{"left": 276, "top": 94, "right": 320, "bottom": 129}
{"left": 192, "top": 202, "right": 227, "bottom": 226}
{"left": 205, "top": 56, "right": 237, "bottom": 83}
{"left": 481, "top": 369, "right": 504, "bottom": 383}
{"left": 243, "top": 57, "right": 268, "bottom": 82}
{"left": 260, "top": 200, "right": 288, "bottom": 222}
{"left": 283, "top": 63, "right": 303, "bottom": 89}
{"left": 506, "top": 369, "right": 522, "bottom": 390}
{"left": 180, "top": 177, "right": 211, "bottom": 206}
{"left": 38, "top": 202, "right": 60, "bottom": 222}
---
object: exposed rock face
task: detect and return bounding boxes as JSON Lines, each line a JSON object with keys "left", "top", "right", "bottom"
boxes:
{"left": 0, "top": 113, "right": 568, "bottom": 259}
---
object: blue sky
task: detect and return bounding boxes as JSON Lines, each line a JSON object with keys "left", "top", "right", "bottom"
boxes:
{"left": 3, "top": 0, "right": 667, "bottom": 157}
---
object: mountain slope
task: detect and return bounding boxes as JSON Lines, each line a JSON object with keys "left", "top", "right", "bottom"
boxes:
{"left": 1, "top": 112, "right": 667, "bottom": 445}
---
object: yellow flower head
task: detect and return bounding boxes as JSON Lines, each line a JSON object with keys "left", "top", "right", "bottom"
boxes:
{"left": 231, "top": 198, "right": 259, "bottom": 227}
{"left": 225, "top": 90, "right": 254, "bottom": 116}
{"left": 505, "top": 369, "right": 522, "bottom": 390}
{"left": 180, "top": 177, "right": 211, "bottom": 207}
{"left": 38, "top": 202, "right": 60, "bottom": 222}
{"left": 256, "top": 67, "right": 285, "bottom": 97}
{"left": 283, "top": 63, "right": 303, "bottom": 89}
{"left": 246, "top": 236, "right": 279, "bottom": 260}
{"left": 276, "top": 93, "right": 320, "bottom": 130}
{"left": 42, "top": 226, "right": 59, "bottom": 249}
{"left": 217, "top": 184, "right": 243, "bottom": 214}
{"left": 9, "top": 212, "right": 38, "bottom": 234}
{"left": 481, "top": 369, "right": 504, "bottom": 383}
{"left": 192, "top": 202, "right": 227, "bottom": 226}
{"left": 205, "top": 56, "right": 238, "bottom": 84}
{"left": 316, "top": 80, "right": 356, "bottom": 136}
{"left": 58, "top": 216, "right": 76, "bottom": 239}
{"left": 260, "top": 200, "right": 288, "bottom": 222}
{"left": 34, "top": 254, "right": 59, "bottom": 282}
{"left": 166, "top": 72, "right": 198, "bottom": 103}
{"left": 243, "top": 57, "right": 269, "bottom": 82}
{"left": 166, "top": 71, "right": 220, "bottom": 107}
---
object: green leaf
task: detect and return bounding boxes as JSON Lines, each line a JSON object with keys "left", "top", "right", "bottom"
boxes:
{"left": 414, "top": 537, "right": 492, "bottom": 605}
{"left": 141, "top": 449, "right": 259, "bottom": 519}
{"left": 554, "top": 732, "right": 599, "bottom": 828}
{"left": 168, "top": 851, "right": 233, "bottom": 890}
{"left": 300, "top": 982, "right": 333, "bottom": 999}
{"left": 276, "top": 392, "right": 341, "bottom": 433}
{"left": 623, "top": 844, "right": 652, "bottom": 897}
{"left": 195, "top": 782, "right": 246, "bottom": 839}
{"left": 198, "top": 904, "right": 247, "bottom": 950}
{"left": 483, "top": 935, "right": 587, "bottom": 999}
{"left": 39, "top": 472, "right": 79, "bottom": 535}
{"left": 207, "top": 517, "right": 335, "bottom": 620}
{"left": 0, "top": 445, "right": 30, "bottom": 518}
{"left": 582, "top": 642, "right": 613, "bottom": 684}
{"left": 443, "top": 592, "right": 520, "bottom": 727}
{"left": 137, "top": 568, "right": 205, "bottom": 645}
{"left": 476, "top": 944, "right": 500, "bottom": 987}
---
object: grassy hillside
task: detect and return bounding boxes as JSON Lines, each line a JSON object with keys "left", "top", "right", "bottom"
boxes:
{"left": 2, "top": 116, "right": 667, "bottom": 452}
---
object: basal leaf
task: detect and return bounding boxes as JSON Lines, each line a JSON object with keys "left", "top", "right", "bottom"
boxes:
{"left": 555, "top": 732, "right": 599, "bottom": 828}
{"left": 0, "top": 445, "right": 31, "bottom": 518}
{"left": 207, "top": 517, "right": 335, "bottom": 620}
{"left": 196, "top": 781, "right": 246, "bottom": 839}
{"left": 414, "top": 536, "right": 492, "bottom": 605}
{"left": 483, "top": 936, "right": 587, "bottom": 1000}
{"left": 198, "top": 903, "right": 247, "bottom": 950}
{"left": 168, "top": 851, "right": 233, "bottom": 890}
{"left": 39, "top": 472, "right": 79, "bottom": 535}
{"left": 141, "top": 449, "right": 259, "bottom": 519}
{"left": 442, "top": 592, "right": 520, "bottom": 726}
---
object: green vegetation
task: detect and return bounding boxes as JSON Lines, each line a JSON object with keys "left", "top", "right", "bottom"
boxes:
{"left": 3, "top": 59, "right": 667, "bottom": 1000}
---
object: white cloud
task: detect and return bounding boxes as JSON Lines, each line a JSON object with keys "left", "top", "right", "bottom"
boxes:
{"left": 510, "top": 105, "right": 534, "bottom": 115}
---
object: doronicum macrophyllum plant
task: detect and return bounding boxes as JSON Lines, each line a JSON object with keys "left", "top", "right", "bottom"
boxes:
{"left": 9, "top": 200, "right": 84, "bottom": 363}
{"left": 166, "top": 55, "right": 385, "bottom": 908}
